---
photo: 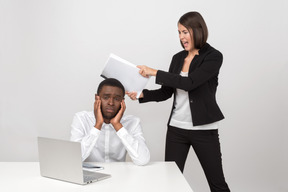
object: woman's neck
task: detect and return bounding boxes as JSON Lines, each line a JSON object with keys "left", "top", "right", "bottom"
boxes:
{"left": 188, "top": 48, "right": 199, "bottom": 57}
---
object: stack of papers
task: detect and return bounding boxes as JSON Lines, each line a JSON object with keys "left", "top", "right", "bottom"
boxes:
{"left": 101, "top": 54, "right": 149, "bottom": 98}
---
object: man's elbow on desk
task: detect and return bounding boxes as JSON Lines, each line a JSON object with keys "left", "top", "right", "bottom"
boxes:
{"left": 132, "top": 152, "right": 150, "bottom": 166}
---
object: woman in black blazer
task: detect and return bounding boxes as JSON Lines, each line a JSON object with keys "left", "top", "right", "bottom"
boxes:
{"left": 127, "top": 11, "right": 230, "bottom": 192}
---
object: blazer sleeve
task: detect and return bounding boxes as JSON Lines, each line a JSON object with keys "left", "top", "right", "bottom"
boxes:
{"left": 138, "top": 55, "right": 177, "bottom": 103}
{"left": 155, "top": 50, "right": 223, "bottom": 91}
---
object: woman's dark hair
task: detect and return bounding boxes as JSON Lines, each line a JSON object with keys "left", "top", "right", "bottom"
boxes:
{"left": 97, "top": 78, "right": 125, "bottom": 96}
{"left": 178, "top": 11, "right": 208, "bottom": 49}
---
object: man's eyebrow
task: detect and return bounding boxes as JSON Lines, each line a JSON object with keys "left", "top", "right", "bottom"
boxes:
{"left": 102, "top": 93, "right": 122, "bottom": 97}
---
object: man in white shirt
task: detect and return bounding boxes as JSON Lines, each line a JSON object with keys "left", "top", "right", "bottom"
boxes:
{"left": 70, "top": 78, "right": 150, "bottom": 165}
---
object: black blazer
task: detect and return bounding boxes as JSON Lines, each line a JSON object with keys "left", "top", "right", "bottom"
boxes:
{"left": 139, "top": 43, "right": 224, "bottom": 126}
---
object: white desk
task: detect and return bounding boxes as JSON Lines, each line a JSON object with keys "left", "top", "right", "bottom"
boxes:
{"left": 0, "top": 161, "right": 193, "bottom": 192}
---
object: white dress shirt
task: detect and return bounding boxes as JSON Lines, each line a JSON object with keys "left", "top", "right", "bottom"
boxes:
{"left": 70, "top": 111, "right": 150, "bottom": 165}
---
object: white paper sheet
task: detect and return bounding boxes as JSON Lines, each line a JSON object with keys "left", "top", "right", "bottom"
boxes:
{"left": 101, "top": 54, "right": 150, "bottom": 98}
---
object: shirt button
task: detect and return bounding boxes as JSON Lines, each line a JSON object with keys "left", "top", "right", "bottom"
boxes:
{"left": 190, "top": 100, "right": 193, "bottom": 103}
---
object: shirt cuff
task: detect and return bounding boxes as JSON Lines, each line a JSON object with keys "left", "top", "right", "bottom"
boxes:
{"left": 90, "top": 127, "right": 101, "bottom": 136}
{"left": 116, "top": 127, "right": 128, "bottom": 138}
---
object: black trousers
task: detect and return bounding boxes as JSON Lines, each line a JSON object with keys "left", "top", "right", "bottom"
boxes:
{"left": 165, "top": 125, "right": 230, "bottom": 192}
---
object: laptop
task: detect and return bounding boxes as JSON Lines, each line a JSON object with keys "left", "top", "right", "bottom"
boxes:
{"left": 37, "top": 137, "right": 111, "bottom": 185}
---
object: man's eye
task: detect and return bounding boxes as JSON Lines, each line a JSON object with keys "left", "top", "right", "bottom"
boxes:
{"left": 114, "top": 97, "right": 122, "bottom": 102}
{"left": 103, "top": 96, "right": 109, "bottom": 100}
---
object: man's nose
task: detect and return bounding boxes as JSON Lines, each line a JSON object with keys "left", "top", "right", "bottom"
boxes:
{"left": 108, "top": 97, "right": 114, "bottom": 105}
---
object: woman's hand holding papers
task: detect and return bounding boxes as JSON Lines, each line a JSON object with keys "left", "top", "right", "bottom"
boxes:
{"left": 126, "top": 65, "right": 154, "bottom": 100}
{"left": 126, "top": 91, "right": 143, "bottom": 100}
{"left": 137, "top": 65, "right": 158, "bottom": 77}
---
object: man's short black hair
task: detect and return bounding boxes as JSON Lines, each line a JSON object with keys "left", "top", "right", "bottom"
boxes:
{"left": 97, "top": 78, "right": 125, "bottom": 96}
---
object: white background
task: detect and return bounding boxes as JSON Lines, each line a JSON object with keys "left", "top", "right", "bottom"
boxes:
{"left": 0, "top": 0, "right": 287, "bottom": 191}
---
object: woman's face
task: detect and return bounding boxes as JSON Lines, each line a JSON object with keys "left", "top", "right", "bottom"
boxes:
{"left": 178, "top": 23, "right": 194, "bottom": 51}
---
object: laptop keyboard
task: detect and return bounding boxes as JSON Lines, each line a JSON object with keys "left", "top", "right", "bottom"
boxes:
{"left": 83, "top": 170, "right": 99, "bottom": 182}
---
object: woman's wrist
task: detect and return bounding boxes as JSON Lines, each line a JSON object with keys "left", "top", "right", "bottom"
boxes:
{"left": 138, "top": 92, "right": 144, "bottom": 99}
{"left": 153, "top": 69, "right": 158, "bottom": 76}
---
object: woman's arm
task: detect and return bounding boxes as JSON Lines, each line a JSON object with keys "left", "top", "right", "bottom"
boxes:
{"left": 156, "top": 50, "right": 223, "bottom": 91}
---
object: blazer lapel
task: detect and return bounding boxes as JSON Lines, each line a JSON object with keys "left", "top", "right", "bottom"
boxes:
{"left": 175, "top": 51, "right": 187, "bottom": 74}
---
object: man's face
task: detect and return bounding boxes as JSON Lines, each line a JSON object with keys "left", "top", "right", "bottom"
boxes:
{"left": 98, "top": 85, "right": 124, "bottom": 122}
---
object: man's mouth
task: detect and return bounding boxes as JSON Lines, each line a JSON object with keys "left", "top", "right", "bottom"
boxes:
{"left": 105, "top": 107, "right": 114, "bottom": 113}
